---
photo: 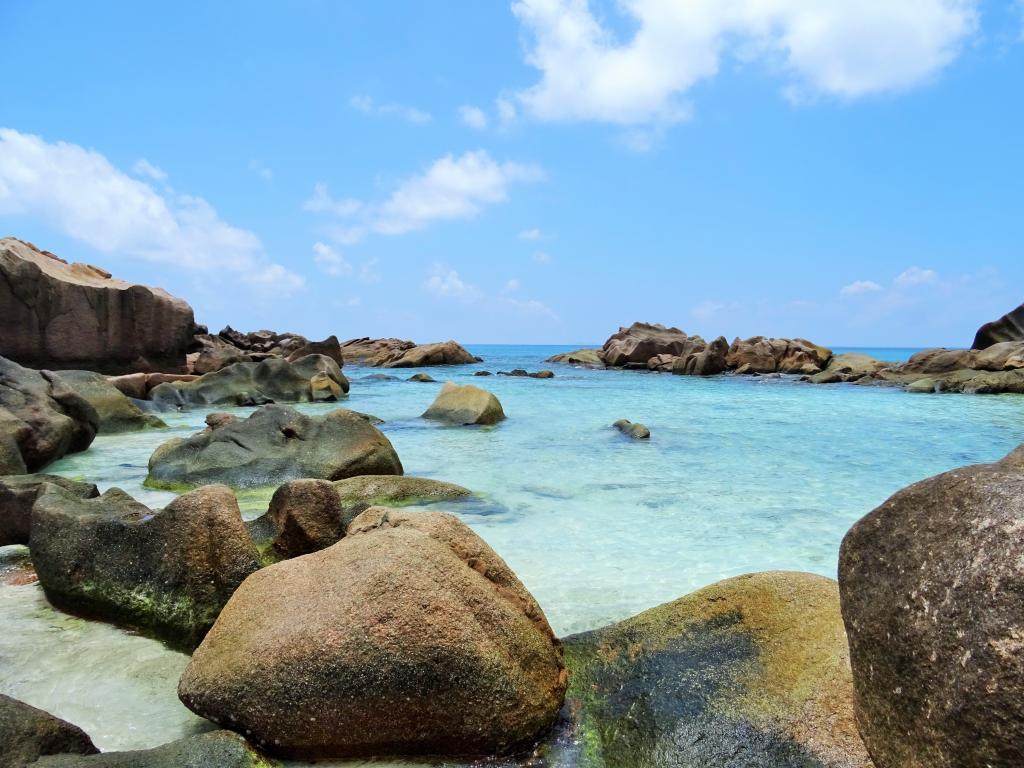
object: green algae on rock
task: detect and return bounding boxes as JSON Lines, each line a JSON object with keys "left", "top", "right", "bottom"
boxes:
{"left": 554, "top": 571, "right": 872, "bottom": 768}
{"left": 30, "top": 484, "right": 261, "bottom": 650}
{"left": 51, "top": 369, "right": 167, "bottom": 433}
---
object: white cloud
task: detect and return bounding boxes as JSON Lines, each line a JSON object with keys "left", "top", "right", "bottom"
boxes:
{"left": 424, "top": 264, "right": 480, "bottom": 300}
{"left": 0, "top": 128, "right": 303, "bottom": 293}
{"left": 132, "top": 158, "right": 167, "bottom": 181}
{"left": 895, "top": 266, "right": 939, "bottom": 286}
{"left": 519, "top": 227, "right": 544, "bottom": 240}
{"left": 359, "top": 257, "right": 382, "bottom": 284}
{"left": 512, "top": 0, "right": 978, "bottom": 127}
{"left": 532, "top": 250, "right": 551, "bottom": 263}
{"left": 496, "top": 97, "right": 518, "bottom": 124}
{"left": 249, "top": 160, "right": 273, "bottom": 181}
{"left": 502, "top": 278, "right": 521, "bottom": 294}
{"left": 312, "top": 241, "right": 351, "bottom": 277}
{"left": 840, "top": 279, "right": 883, "bottom": 296}
{"left": 305, "top": 150, "right": 543, "bottom": 242}
{"left": 350, "top": 94, "right": 431, "bottom": 124}
{"left": 459, "top": 105, "right": 489, "bottom": 129}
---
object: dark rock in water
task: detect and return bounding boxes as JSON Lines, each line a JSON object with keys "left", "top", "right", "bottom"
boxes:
{"left": 29, "top": 730, "right": 274, "bottom": 767}
{"left": 727, "top": 336, "right": 832, "bottom": 375}
{"left": 408, "top": 373, "right": 436, "bottom": 383}
{"left": 498, "top": 368, "right": 531, "bottom": 377}
{"left": 0, "top": 238, "right": 194, "bottom": 374}
{"left": 422, "top": 382, "right": 505, "bottom": 426}
{"left": 265, "top": 479, "right": 349, "bottom": 560}
{"left": 612, "top": 419, "right": 650, "bottom": 440}
{"left": 0, "top": 693, "right": 98, "bottom": 767}
{"left": 973, "top": 302, "right": 1024, "bottom": 349}
{"left": 149, "top": 355, "right": 348, "bottom": 408}
{"left": 146, "top": 404, "right": 402, "bottom": 489}
{"left": 178, "top": 508, "right": 567, "bottom": 759}
{"left": 559, "top": 572, "right": 871, "bottom": 768}
{"left": 0, "top": 474, "right": 98, "bottom": 547}
{"left": 473, "top": 370, "right": 493, "bottom": 376}
{"left": 839, "top": 445, "right": 1024, "bottom": 768}
{"left": 546, "top": 348, "right": 605, "bottom": 368}
{"left": 30, "top": 484, "right": 261, "bottom": 649}
{"left": 497, "top": 369, "right": 555, "bottom": 379}
{"left": 601, "top": 323, "right": 692, "bottom": 367}
{"left": 529, "top": 370, "right": 554, "bottom": 379}
{"left": 359, "top": 373, "right": 400, "bottom": 382}
{"left": 50, "top": 370, "right": 166, "bottom": 433}
{"left": 0, "top": 356, "right": 98, "bottom": 472}
{"left": 375, "top": 340, "right": 481, "bottom": 368}
{"left": 285, "top": 335, "right": 344, "bottom": 367}
{"left": 672, "top": 335, "right": 729, "bottom": 376}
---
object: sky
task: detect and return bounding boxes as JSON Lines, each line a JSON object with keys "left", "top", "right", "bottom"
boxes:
{"left": 1, "top": 1, "right": 1022, "bottom": 347}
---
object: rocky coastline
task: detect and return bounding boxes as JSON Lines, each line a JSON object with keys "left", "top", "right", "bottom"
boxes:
{"left": 1, "top": 242, "right": 1023, "bottom": 767}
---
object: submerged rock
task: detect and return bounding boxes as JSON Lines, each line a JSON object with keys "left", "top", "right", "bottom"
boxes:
{"left": 560, "top": 571, "right": 871, "bottom": 768}
{"left": 30, "top": 484, "right": 261, "bottom": 649}
{"left": 839, "top": 446, "right": 1024, "bottom": 767}
{"left": 545, "top": 348, "right": 604, "bottom": 368}
{"left": 0, "top": 237, "right": 194, "bottom": 374}
{"left": 375, "top": 340, "right": 481, "bottom": 368}
{"left": 0, "top": 356, "right": 98, "bottom": 472}
{"left": 422, "top": 382, "right": 505, "bottom": 426}
{"left": 0, "top": 694, "right": 98, "bottom": 767}
{"left": 179, "top": 507, "right": 567, "bottom": 759}
{"left": 29, "top": 730, "right": 275, "bottom": 767}
{"left": 149, "top": 355, "right": 349, "bottom": 408}
{"left": 973, "top": 302, "right": 1024, "bottom": 349}
{"left": 612, "top": 419, "right": 650, "bottom": 440}
{"left": 50, "top": 370, "right": 166, "bottom": 433}
{"left": 408, "top": 373, "right": 436, "bottom": 382}
{"left": 0, "top": 474, "right": 98, "bottom": 547}
{"left": 146, "top": 404, "right": 402, "bottom": 489}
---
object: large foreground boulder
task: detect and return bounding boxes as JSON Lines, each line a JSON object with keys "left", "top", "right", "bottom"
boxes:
{"left": 422, "top": 382, "right": 505, "bottom": 426}
{"left": 973, "top": 302, "right": 1024, "bottom": 349}
{"left": 838, "top": 446, "right": 1024, "bottom": 768}
{"left": 560, "top": 572, "right": 871, "bottom": 768}
{"left": 375, "top": 340, "right": 481, "bottom": 368}
{"left": 601, "top": 322, "right": 692, "bottom": 368}
{"left": 0, "top": 694, "right": 98, "bottom": 767}
{"left": 29, "top": 730, "right": 274, "bottom": 767}
{"left": 147, "top": 405, "right": 402, "bottom": 489}
{"left": 31, "top": 484, "right": 261, "bottom": 649}
{"left": 0, "top": 238, "right": 194, "bottom": 374}
{"left": 50, "top": 370, "right": 166, "bottom": 433}
{"left": 0, "top": 356, "right": 98, "bottom": 472}
{"left": 179, "top": 508, "right": 567, "bottom": 759}
{"left": 149, "top": 355, "right": 348, "bottom": 408}
{"left": 0, "top": 474, "right": 98, "bottom": 546}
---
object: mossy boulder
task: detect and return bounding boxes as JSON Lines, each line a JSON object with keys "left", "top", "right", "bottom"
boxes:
{"left": 146, "top": 404, "right": 402, "bottom": 489}
{"left": 0, "top": 473, "right": 98, "bottom": 546}
{"left": 555, "top": 571, "right": 871, "bottom": 768}
{"left": 29, "top": 730, "right": 276, "bottom": 767}
{"left": 30, "top": 484, "right": 261, "bottom": 649}
{"left": 422, "top": 382, "right": 505, "bottom": 426}
{"left": 0, "top": 694, "right": 98, "bottom": 768}
{"left": 51, "top": 370, "right": 166, "bottom": 432}
{"left": 179, "top": 507, "right": 567, "bottom": 760}
{"left": 333, "top": 474, "right": 471, "bottom": 508}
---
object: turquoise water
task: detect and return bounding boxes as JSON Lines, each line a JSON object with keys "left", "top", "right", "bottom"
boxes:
{"left": 2, "top": 343, "right": 1023, "bottom": 753}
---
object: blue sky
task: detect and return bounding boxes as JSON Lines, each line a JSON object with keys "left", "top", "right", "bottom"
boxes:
{"left": 1, "top": 1, "right": 1022, "bottom": 346}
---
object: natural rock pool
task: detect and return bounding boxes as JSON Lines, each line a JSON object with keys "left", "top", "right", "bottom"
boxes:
{"left": 2, "top": 344, "right": 1024, "bottom": 758}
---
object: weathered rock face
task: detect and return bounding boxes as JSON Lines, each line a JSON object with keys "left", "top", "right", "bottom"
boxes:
{"left": 28, "top": 730, "right": 274, "bottom": 768}
{"left": 50, "top": 370, "right": 166, "bottom": 433}
{"left": 0, "top": 238, "right": 195, "bottom": 374}
{"left": 838, "top": 447, "right": 1024, "bottom": 768}
{"left": 545, "top": 348, "right": 605, "bottom": 368}
{"left": 727, "top": 336, "right": 832, "bottom": 375}
{"left": 147, "top": 405, "right": 402, "bottom": 489}
{"left": 601, "top": 323, "right": 692, "bottom": 368}
{"left": 672, "top": 335, "right": 729, "bottom": 376}
{"left": 285, "top": 335, "right": 344, "bottom": 367}
{"left": 265, "top": 478, "right": 348, "bottom": 560}
{"left": 106, "top": 372, "right": 197, "bottom": 400}
{"left": 0, "top": 694, "right": 98, "bottom": 768}
{"left": 0, "top": 356, "right": 98, "bottom": 472}
{"left": 340, "top": 337, "right": 416, "bottom": 364}
{"left": 559, "top": 572, "right": 872, "bottom": 768}
{"left": 973, "top": 302, "right": 1024, "bottom": 349}
{"left": 612, "top": 419, "right": 650, "bottom": 439}
{"left": 191, "top": 335, "right": 252, "bottom": 375}
{"left": 0, "top": 474, "right": 98, "bottom": 547}
{"left": 149, "top": 355, "right": 349, "bottom": 409}
{"left": 375, "top": 340, "right": 481, "bottom": 368}
{"left": 808, "top": 353, "right": 887, "bottom": 384}
{"left": 866, "top": 342, "right": 1024, "bottom": 394}
{"left": 31, "top": 484, "right": 261, "bottom": 649}
{"left": 422, "top": 382, "right": 505, "bottom": 426}
{"left": 179, "top": 508, "right": 567, "bottom": 759}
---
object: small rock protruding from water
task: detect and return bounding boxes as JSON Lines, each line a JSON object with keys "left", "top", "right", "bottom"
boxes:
{"left": 422, "top": 382, "right": 505, "bottom": 426}
{"left": 613, "top": 419, "right": 650, "bottom": 440}
{"left": 473, "top": 370, "right": 493, "bottom": 376}
{"left": 408, "top": 373, "right": 436, "bottom": 383}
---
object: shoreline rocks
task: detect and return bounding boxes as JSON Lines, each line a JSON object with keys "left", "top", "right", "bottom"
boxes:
{"left": 0, "top": 694, "right": 98, "bottom": 767}
{"left": 0, "top": 474, "right": 98, "bottom": 547}
{"left": 0, "top": 238, "right": 195, "bottom": 374}
{"left": 375, "top": 340, "right": 481, "bottom": 368}
{"left": 28, "top": 730, "right": 274, "bottom": 767}
{"left": 839, "top": 445, "right": 1024, "bottom": 767}
{"left": 973, "top": 302, "right": 1024, "bottom": 349}
{"left": 422, "top": 382, "right": 505, "bottom": 426}
{"left": 146, "top": 404, "right": 402, "bottom": 489}
{"left": 51, "top": 370, "right": 166, "bottom": 433}
{"left": 179, "top": 507, "right": 567, "bottom": 759}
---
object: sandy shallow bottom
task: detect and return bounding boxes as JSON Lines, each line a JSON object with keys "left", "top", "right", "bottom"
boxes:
{"left": 3, "top": 344, "right": 1023, "bottom": 760}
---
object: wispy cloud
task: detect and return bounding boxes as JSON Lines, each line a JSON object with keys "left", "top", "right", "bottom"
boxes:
{"left": 519, "top": 227, "right": 545, "bottom": 241}
{"left": 132, "top": 158, "right": 167, "bottom": 182}
{"left": 304, "top": 183, "right": 363, "bottom": 217}
{"left": 312, "top": 241, "right": 351, "bottom": 277}
{"left": 459, "top": 105, "right": 488, "bottom": 129}
{"left": 840, "top": 280, "right": 883, "bottom": 296}
{"left": 425, "top": 264, "right": 556, "bottom": 319}
{"left": 424, "top": 264, "right": 480, "bottom": 300}
{"left": 350, "top": 94, "right": 432, "bottom": 124}
{"left": 249, "top": 159, "right": 273, "bottom": 181}
{"left": 895, "top": 266, "right": 939, "bottom": 286}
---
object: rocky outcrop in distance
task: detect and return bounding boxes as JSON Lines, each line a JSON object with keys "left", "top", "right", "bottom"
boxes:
{"left": 973, "top": 301, "right": 1024, "bottom": 349}
{"left": 0, "top": 238, "right": 195, "bottom": 374}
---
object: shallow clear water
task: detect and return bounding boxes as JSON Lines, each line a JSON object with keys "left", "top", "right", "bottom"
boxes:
{"left": 3, "top": 343, "right": 1023, "bottom": 755}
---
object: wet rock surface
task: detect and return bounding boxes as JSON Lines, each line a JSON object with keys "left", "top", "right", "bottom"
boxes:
{"left": 28, "top": 730, "right": 275, "bottom": 767}
{"left": 0, "top": 474, "right": 98, "bottom": 547}
{"left": 50, "top": 370, "right": 166, "bottom": 433}
{"left": 0, "top": 694, "right": 98, "bottom": 767}
{"left": 422, "top": 382, "right": 506, "bottom": 426}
